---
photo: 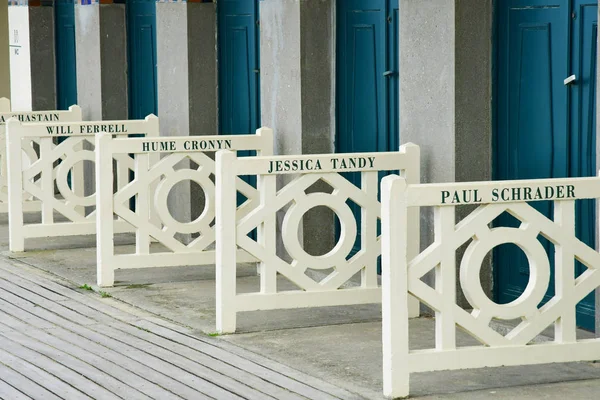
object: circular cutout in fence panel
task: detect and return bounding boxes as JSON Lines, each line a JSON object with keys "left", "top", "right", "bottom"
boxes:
{"left": 282, "top": 193, "right": 357, "bottom": 270}
{"left": 154, "top": 169, "right": 215, "bottom": 235}
{"left": 460, "top": 227, "right": 550, "bottom": 321}
{"left": 298, "top": 205, "right": 339, "bottom": 257}
{"left": 56, "top": 151, "right": 96, "bottom": 207}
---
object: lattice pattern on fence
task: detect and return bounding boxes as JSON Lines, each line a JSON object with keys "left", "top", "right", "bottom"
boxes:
{"left": 95, "top": 128, "right": 274, "bottom": 287}
{"left": 0, "top": 98, "right": 9, "bottom": 113}
{"left": 6, "top": 115, "right": 159, "bottom": 252}
{"left": 0, "top": 106, "right": 82, "bottom": 215}
{"left": 215, "top": 144, "right": 421, "bottom": 333}
{"left": 381, "top": 175, "right": 600, "bottom": 399}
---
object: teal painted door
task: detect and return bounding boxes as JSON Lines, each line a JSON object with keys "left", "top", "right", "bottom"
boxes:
{"left": 218, "top": 0, "right": 260, "bottom": 135}
{"left": 55, "top": 0, "right": 77, "bottom": 110}
{"left": 127, "top": 0, "right": 158, "bottom": 119}
{"left": 495, "top": 0, "right": 597, "bottom": 330}
{"left": 336, "top": 0, "right": 399, "bottom": 254}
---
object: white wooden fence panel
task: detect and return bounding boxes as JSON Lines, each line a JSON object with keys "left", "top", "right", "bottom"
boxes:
{"left": 6, "top": 115, "right": 159, "bottom": 252}
{"left": 95, "top": 128, "right": 274, "bottom": 287}
{"left": 215, "top": 144, "right": 421, "bottom": 333}
{"left": 0, "top": 98, "right": 9, "bottom": 112}
{"left": 0, "top": 106, "right": 82, "bottom": 214}
{"left": 381, "top": 175, "right": 600, "bottom": 399}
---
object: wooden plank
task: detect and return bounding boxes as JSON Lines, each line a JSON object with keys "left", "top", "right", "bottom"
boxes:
{"left": 0, "top": 289, "right": 233, "bottom": 400}
{"left": 0, "top": 277, "right": 113, "bottom": 325}
{"left": 0, "top": 311, "right": 210, "bottom": 400}
{"left": 106, "top": 321, "right": 306, "bottom": 400}
{"left": 0, "top": 330, "right": 151, "bottom": 400}
{"left": 0, "top": 262, "right": 362, "bottom": 400}
{"left": 0, "top": 312, "right": 181, "bottom": 400}
{"left": 0, "top": 287, "right": 96, "bottom": 326}
{"left": 0, "top": 262, "right": 139, "bottom": 321}
{"left": 0, "top": 336, "right": 123, "bottom": 400}
{"left": 0, "top": 379, "right": 31, "bottom": 400}
{"left": 0, "top": 348, "right": 90, "bottom": 399}
{"left": 142, "top": 318, "right": 364, "bottom": 400}
{"left": 0, "top": 358, "right": 60, "bottom": 400}
{"left": 0, "top": 268, "right": 67, "bottom": 302}
{"left": 90, "top": 324, "right": 265, "bottom": 400}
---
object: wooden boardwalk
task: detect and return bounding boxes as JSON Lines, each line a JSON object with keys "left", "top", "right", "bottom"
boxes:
{"left": 0, "top": 262, "right": 364, "bottom": 400}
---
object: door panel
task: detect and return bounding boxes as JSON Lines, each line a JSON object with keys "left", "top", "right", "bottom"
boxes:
{"left": 218, "top": 0, "right": 260, "bottom": 135}
{"left": 55, "top": 0, "right": 77, "bottom": 110}
{"left": 495, "top": 0, "right": 596, "bottom": 331}
{"left": 127, "top": 1, "right": 158, "bottom": 119}
{"left": 336, "top": 0, "right": 386, "bottom": 155}
{"left": 571, "top": 0, "right": 597, "bottom": 330}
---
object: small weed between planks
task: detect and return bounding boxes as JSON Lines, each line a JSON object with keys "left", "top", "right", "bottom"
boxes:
{"left": 99, "top": 291, "right": 112, "bottom": 298}
{"left": 79, "top": 284, "right": 93, "bottom": 291}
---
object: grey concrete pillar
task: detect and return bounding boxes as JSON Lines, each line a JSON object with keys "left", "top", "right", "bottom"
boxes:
{"left": 156, "top": 1, "right": 217, "bottom": 235}
{"left": 0, "top": 3, "right": 9, "bottom": 99}
{"left": 260, "top": 0, "right": 336, "bottom": 256}
{"left": 75, "top": 2, "right": 128, "bottom": 197}
{"left": 8, "top": 3, "right": 56, "bottom": 111}
{"left": 400, "top": 0, "right": 493, "bottom": 306}
{"left": 156, "top": 1, "right": 191, "bottom": 229}
{"left": 75, "top": 2, "right": 128, "bottom": 122}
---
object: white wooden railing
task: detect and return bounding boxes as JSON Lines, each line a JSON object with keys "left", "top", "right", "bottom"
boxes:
{"left": 215, "top": 144, "right": 421, "bottom": 333}
{"left": 381, "top": 175, "right": 600, "bottom": 399}
{"left": 95, "top": 128, "right": 273, "bottom": 287}
{"left": 0, "top": 106, "right": 82, "bottom": 214}
{"left": 6, "top": 115, "right": 159, "bottom": 252}
{"left": 0, "top": 98, "right": 9, "bottom": 112}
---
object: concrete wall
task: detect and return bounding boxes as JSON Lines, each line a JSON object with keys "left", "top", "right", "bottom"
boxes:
{"left": 75, "top": 4, "right": 102, "bottom": 121}
{"left": 0, "top": 3, "right": 10, "bottom": 99}
{"left": 188, "top": 2, "right": 217, "bottom": 135}
{"left": 156, "top": 1, "right": 192, "bottom": 233}
{"left": 29, "top": 6, "right": 56, "bottom": 111}
{"left": 400, "top": 0, "right": 493, "bottom": 307}
{"left": 8, "top": 5, "right": 32, "bottom": 111}
{"left": 260, "top": 0, "right": 336, "bottom": 256}
{"left": 100, "top": 5, "right": 128, "bottom": 121}
{"left": 75, "top": 3, "right": 128, "bottom": 198}
{"left": 188, "top": 2, "right": 217, "bottom": 225}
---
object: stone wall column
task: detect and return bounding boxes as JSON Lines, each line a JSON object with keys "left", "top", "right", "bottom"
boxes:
{"left": 156, "top": 0, "right": 192, "bottom": 231}
{"left": 260, "top": 0, "right": 335, "bottom": 256}
{"left": 0, "top": 3, "right": 10, "bottom": 100}
{"left": 75, "top": 1, "right": 128, "bottom": 195}
{"left": 399, "top": 0, "right": 493, "bottom": 306}
{"left": 155, "top": 1, "right": 217, "bottom": 233}
{"left": 8, "top": 2, "right": 56, "bottom": 111}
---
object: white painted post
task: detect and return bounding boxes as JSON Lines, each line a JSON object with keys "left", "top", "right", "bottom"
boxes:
{"left": 381, "top": 175, "right": 410, "bottom": 399}
{"left": 554, "top": 199, "right": 576, "bottom": 343}
{"left": 216, "top": 150, "right": 239, "bottom": 333}
{"left": 0, "top": 98, "right": 9, "bottom": 112}
{"left": 146, "top": 115, "right": 161, "bottom": 235}
{"left": 434, "top": 206, "right": 456, "bottom": 350}
{"left": 361, "top": 170, "right": 379, "bottom": 288}
{"left": 255, "top": 127, "right": 274, "bottom": 277}
{"left": 96, "top": 133, "right": 116, "bottom": 287}
{"left": 39, "top": 136, "right": 54, "bottom": 225}
{"left": 403, "top": 143, "right": 421, "bottom": 318}
{"left": 6, "top": 118, "right": 24, "bottom": 252}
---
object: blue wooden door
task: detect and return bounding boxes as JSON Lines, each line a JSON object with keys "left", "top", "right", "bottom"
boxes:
{"left": 127, "top": 0, "right": 158, "bottom": 119}
{"left": 55, "top": 0, "right": 77, "bottom": 110}
{"left": 218, "top": 0, "right": 260, "bottom": 135}
{"left": 336, "top": 0, "right": 398, "bottom": 255}
{"left": 495, "top": 0, "right": 597, "bottom": 330}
